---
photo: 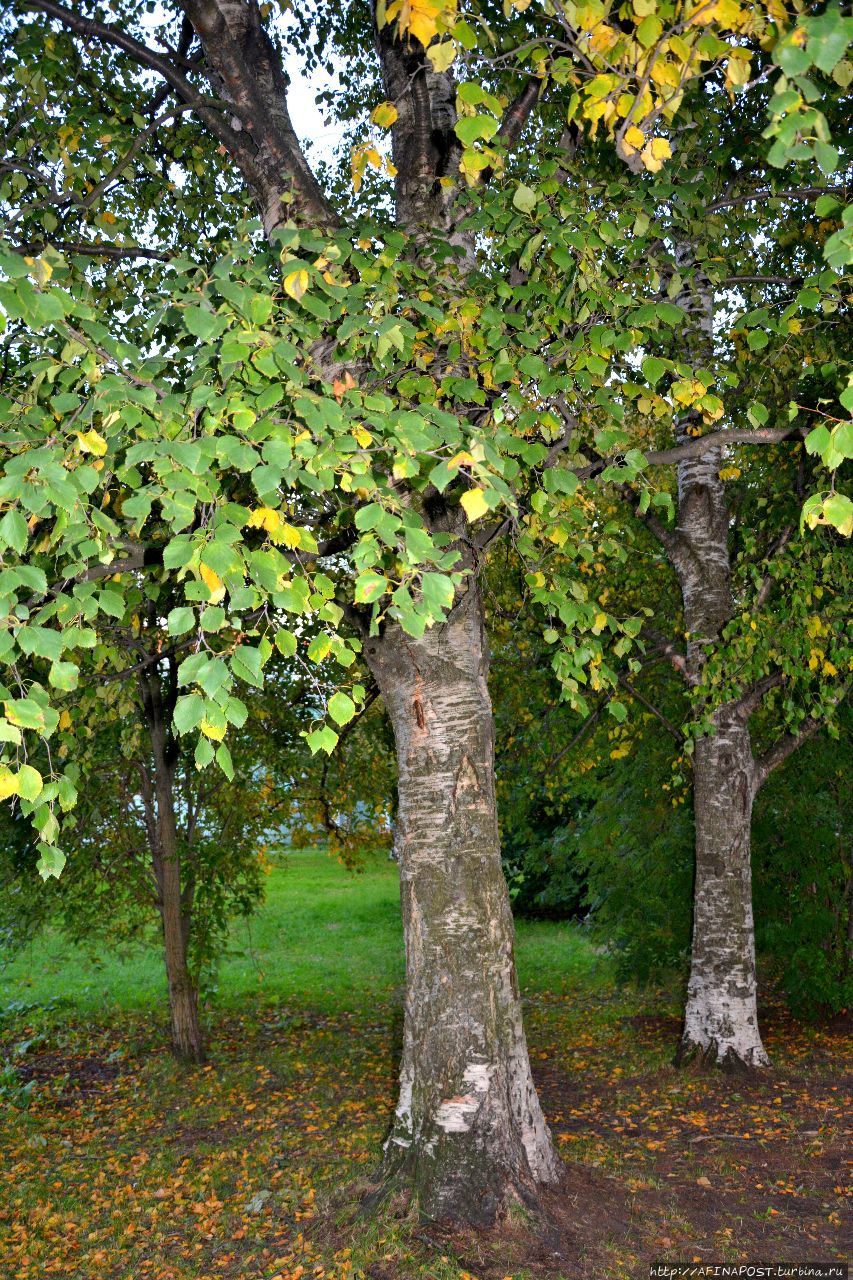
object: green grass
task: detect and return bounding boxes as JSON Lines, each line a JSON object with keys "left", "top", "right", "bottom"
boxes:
{"left": 0, "top": 847, "right": 605, "bottom": 1019}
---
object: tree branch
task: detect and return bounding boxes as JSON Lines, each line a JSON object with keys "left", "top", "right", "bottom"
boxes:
{"left": 753, "top": 717, "right": 822, "bottom": 791}
{"left": 618, "top": 674, "right": 685, "bottom": 745}
{"left": 578, "top": 425, "right": 807, "bottom": 479}
{"left": 706, "top": 186, "right": 846, "bottom": 213}
{"left": 20, "top": 0, "right": 258, "bottom": 181}
{"left": 180, "top": 0, "right": 335, "bottom": 232}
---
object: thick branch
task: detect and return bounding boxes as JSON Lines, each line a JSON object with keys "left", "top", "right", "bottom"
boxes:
{"left": 753, "top": 717, "right": 822, "bottom": 791}
{"left": 579, "top": 425, "right": 807, "bottom": 479}
{"left": 20, "top": 0, "right": 258, "bottom": 181}
{"left": 180, "top": 0, "right": 334, "bottom": 233}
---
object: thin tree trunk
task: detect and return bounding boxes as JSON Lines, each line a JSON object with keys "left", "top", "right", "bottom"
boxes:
{"left": 676, "top": 710, "right": 769, "bottom": 1069}
{"left": 363, "top": 541, "right": 560, "bottom": 1221}
{"left": 156, "top": 837, "right": 204, "bottom": 1064}
{"left": 140, "top": 665, "right": 205, "bottom": 1065}
{"left": 658, "top": 255, "right": 772, "bottom": 1071}
{"left": 669, "top": 442, "right": 770, "bottom": 1069}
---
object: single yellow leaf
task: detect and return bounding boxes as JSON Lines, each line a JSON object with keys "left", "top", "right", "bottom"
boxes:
{"left": 76, "top": 429, "right": 108, "bottom": 457}
{"left": 426, "top": 40, "right": 456, "bottom": 71}
{"left": 284, "top": 268, "right": 309, "bottom": 301}
{"left": 371, "top": 101, "right": 399, "bottom": 128}
{"left": 273, "top": 523, "right": 302, "bottom": 550}
{"left": 623, "top": 124, "right": 646, "bottom": 153}
{"left": 0, "top": 768, "right": 19, "bottom": 801}
{"left": 199, "top": 563, "right": 226, "bottom": 604}
{"left": 460, "top": 487, "right": 490, "bottom": 522}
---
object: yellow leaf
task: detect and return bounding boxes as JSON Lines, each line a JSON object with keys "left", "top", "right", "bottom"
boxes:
{"left": 371, "top": 101, "right": 399, "bottom": 128}
{"left": 76, "top": 429, "right": 108, "bottom": 457}
{"left": 641, "top": 136, "right": 672, "bottom": 172}
{"left": 247, "top": 507, "right": 282, "bottom": 535}
{"left": 725, "top": 53, "right": 752, "bottom": 88}
{"left": 353, "top": 425, "right": 373, "bottom": 447}
{"left": 623, "top": 124, "right": 646, "bottom": 154}
{"left": 199, "top": 563, "right": 226, "bottom": 604}
{"left": 274, "top": 523, "right": 302, "bottom": 550}
{"left": 30, "top": 256, "right": 53, "bottom": 284}
{"left": 200, "top": 717, "right": 227, "bottom": 741}
{"left": 386, "top": 0, "right": 458, "bottom": 47}
{"left": 284, "top": 268, "right": 309, "bottom": 301}
{"left": 0, "top": 767, "right": 19, "bottom": 801}
{"left": 823, "top": 660, "right": 838, "bottom": 677}
{"left": 426, "top": 40, "right": 456, "bottom": 71}
{"left": 460, "top": 487, "right": 490, "bottom": 522}
{"left": 59, "top": 710, "right": 72, "bottom": 730}
{"left": 588, "top": 23, "right": 618, "bottom": 53}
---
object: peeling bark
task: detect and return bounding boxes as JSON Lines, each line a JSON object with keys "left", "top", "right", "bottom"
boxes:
{"left": 643, "top": 255, "right": 771, "bottom": 1072}
{"left": 363, "top": 521, "right": 560, "bottom": 1220}
{"left": 668, "top": 445, "right": 770, "bottom": 1070}
{"left": 676, "top": 712, "right": 769, "bottom": 1070}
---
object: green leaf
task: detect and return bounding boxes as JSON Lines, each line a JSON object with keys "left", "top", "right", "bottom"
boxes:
{"left": 17, "top": 763, "right": 43, "bottom": 801}
{"left": 48, "top": 661, "right": 78, "bottom": 691}
{"left": 37, "top": 845, "right": 66, "bottom": 880}
{"left": 608, "top": 700, "right": 628, "bottom": 723}
{"left": 231, "top": 644, "right": 264, "bottom": 686}
{"left": 0, "top": 509, "right": 28, "bottom": 554}
{"left": 354, "top": 571, "right": 388, "bottom": 604}
{"left": 421, "top": 572, "right": 454, "bottom": 614}
{"left": 512, "top": 184, "right": 538, "bottom": 214}
{"left": 182, "top": 305, "right": 223, "bottom": 341}
{"left": 814, "top": 140, "right": 839, "bottom": 175}
{"left": 328, "top": 691, "right": 356, "bottom": 726}
{"left": 174, "top": 693, "right": 205, "bottom": 735}
{"left": 18, "top": 626, "right": 64, "bottom": 663}
{"left": 216, "top": 742, "right": 234, "bottom": 780}
{"left": 641, "top": 356, "right": 667, "bottom": 386}
{"left": 167, "top": 607, "right": 196, "bottom": 636}
{"left": 636, "top": 13, "right": 662, "bottom": 46}
{"left": 655, "top": 303, "right": 683, "bottom": 326}
{"left": 98, "top": 589, "right": 125, "bottom": 619}
{"left": 306, "top": 724, "right": 339, "bottom": 755}
{"left": 805, "top": 425, "right": 830, "bottom": 456}
{"left": 275, "top": 629, "right": 298, "bottom": 658}
{"left": 822, "top": 492, "right": 853, "bottom": 535}
{"left": 807, "top": 5, "right": 853, "bottom": 73}
{"left": 454, "top": 115, "right": 498, "bottom": 147}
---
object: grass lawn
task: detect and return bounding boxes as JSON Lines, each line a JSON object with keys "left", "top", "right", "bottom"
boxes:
{"left": 0, "top": 847, "right": 849, "bottom": 1280}
{"left": 0, "top": 847, "right": 600, "bottom": 1017}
